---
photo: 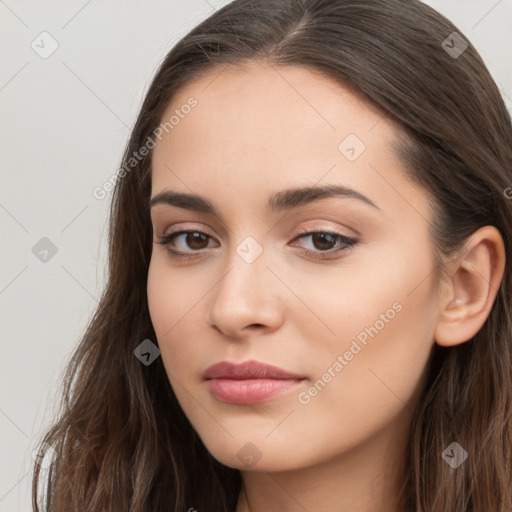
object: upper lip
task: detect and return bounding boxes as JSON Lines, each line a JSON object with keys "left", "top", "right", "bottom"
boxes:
{"left": 203, "top": 360, "right": 305, "bottom": 380}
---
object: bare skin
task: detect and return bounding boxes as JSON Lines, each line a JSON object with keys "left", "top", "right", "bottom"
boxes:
{"left": 146, "top": 60, "right": 505, "bottom": 512}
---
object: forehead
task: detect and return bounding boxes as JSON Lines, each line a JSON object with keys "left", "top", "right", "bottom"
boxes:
{"left": 150, "top": 60, "right": 430, "bottom": 224}
{"left": 156, "top": 59, "right": 390, "bottom": 156}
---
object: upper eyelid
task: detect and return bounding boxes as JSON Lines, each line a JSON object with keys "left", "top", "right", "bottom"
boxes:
{"left": 160, "top": 217, "right": 355, "bottom": 235}
{"left": 161, "top": 225, "right": 351, "bottom": 240}
{"left": 161, "top": 226, "right": 356, "bottom": 248}
{"left": 162, "top": 225, "right": 217, "bottom": 240}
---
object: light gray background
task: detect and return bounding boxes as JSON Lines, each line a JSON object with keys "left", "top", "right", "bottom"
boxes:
{"left": 1, "top": 1, "right": 511, "bottom": 510}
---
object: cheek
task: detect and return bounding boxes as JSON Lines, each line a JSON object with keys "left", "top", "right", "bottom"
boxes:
{"left": 147, "top": 261, "right": 171, "bottom": 338}
{"left": 298, "top": 249, "right": 437, "bottom": 425}
{"left": 146, "top": 259, "right": 207, "bottom": 379}
{"left": 147, "top": 261, "right": 183, "bottom": 359}
{"left": 295, "top": 240, "right": 436, "bottom": 390}
{"left": 147, "top": 257, "right": 198, "bottom": 333}
{"left": 282, "top": 296, "right": 435, "bottom": 470}
{"left": 291, "top": 238, "right": 436, "bottom": 356}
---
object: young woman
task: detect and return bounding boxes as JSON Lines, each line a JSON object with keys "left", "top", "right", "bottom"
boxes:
{"left": 32, "top": 0, "right": 512, "bottom": 511}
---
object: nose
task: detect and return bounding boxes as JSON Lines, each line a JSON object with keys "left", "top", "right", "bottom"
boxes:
{"left": 206, "top": 245, "right": 285, "bottom": 339}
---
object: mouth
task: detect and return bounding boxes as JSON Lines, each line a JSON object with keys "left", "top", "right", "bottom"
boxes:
{"left": 206, "top": 377, "right": 305, "bottom": 405}
{"left": 203, "top": 359, "right": 307, "bottom": 405}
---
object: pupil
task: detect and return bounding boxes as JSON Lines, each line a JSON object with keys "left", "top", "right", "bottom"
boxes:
{"left": 313, "top": 233, "right": 335, "bottom": 250}
{"left": 187, "top": 232, "right": 208, "bottom": 249}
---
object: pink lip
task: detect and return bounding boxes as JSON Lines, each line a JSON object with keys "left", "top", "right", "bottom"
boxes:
{"left": 203, "top": 360, "right": 306, "bottom": 405}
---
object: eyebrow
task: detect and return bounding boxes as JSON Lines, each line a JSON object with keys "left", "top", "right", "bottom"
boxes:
{"left": 149, "top": 184, "right": 380, "bottom": 214}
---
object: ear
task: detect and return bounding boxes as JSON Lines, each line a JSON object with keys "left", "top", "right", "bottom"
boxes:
{"left": 434, "top": 226, "right": 506, "bottom": 347}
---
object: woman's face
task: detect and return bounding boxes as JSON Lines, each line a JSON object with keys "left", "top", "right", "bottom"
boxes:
{"left": 147, "top": 60, "right": 440, "bottom": 472}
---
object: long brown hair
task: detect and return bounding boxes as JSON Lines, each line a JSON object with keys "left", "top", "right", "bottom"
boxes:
{"left": 32, "top": 0, "right": 512, "bottom": 510}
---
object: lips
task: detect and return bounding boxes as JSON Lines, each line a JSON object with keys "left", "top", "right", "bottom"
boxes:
{"left": 203, "top": 360, "right": 306, "bottom": 405}
{"left": 202, "top": 360, "right": 304, "bottom": 380}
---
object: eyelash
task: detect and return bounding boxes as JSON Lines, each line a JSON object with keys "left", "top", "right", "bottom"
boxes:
{"left": 156, "top": 228, "right": 358, "bottom": 261}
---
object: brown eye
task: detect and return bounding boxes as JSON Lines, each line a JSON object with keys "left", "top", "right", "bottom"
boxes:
{"left": 291, "top": 230, "right": 358, "bottom": 260}
{"left": 185, "top": 232, "right": 210, "bottom": 250}
{"left": 310, "top": 232, "right": 338, "bottom": 251}
{"left": 156, "top": 230, "right": 218, "bottom": 259}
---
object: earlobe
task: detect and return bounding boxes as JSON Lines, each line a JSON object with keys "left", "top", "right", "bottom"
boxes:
{"left": 434, "top": 226, "right": 506, "bottom": 347}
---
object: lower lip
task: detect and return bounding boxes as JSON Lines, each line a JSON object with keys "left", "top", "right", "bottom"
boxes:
{"left": 206, "top": 378, "right": 304, "bottom": 405}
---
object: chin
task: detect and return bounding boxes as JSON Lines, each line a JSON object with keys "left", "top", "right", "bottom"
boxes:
{"left": 199, "top": 435, "right": 311, "bottom": 472}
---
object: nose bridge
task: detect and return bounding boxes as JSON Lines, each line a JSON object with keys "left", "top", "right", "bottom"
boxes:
{"left": 214, "top": 236, "right": 268, "bottom": 309}
{"left": 207, "top": 233, "right": 282, "bottom": 334}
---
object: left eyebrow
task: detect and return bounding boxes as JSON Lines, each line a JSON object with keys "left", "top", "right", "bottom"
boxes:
{"left": 149, "top": 184, "right": 381, "bottom": 213}
{"left": 268, "top": 184, "right": 380, "bottom": 212}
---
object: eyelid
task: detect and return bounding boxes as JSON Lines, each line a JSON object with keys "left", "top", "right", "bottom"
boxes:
{"left": 292, "top": 221, "right": 355, "bottom": 239}
{"left": 159, "top": 223, "right": 216, "bottom": 245}
{"left": 160, "top": 222, "right": 354, "bottom": 244}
